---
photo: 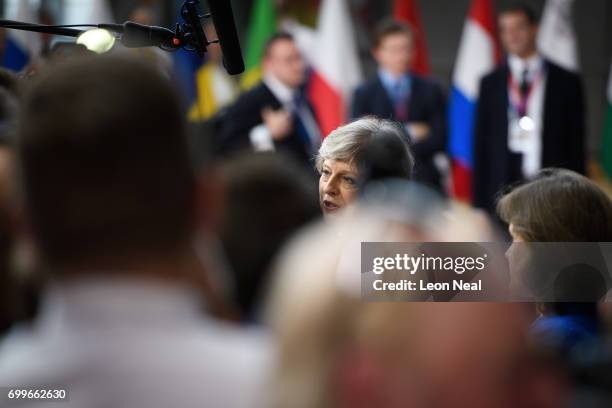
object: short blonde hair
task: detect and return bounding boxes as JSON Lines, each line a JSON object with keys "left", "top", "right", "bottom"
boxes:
{"left": 315, "top": 117, "right": 414, "bottom": 178}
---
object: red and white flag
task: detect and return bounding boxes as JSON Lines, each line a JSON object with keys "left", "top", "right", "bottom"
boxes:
{"left": 307, "top": 0, "right": 363, "bottom": 137}
{"left": 393, "top": 0, "right": 430, "bottom": 76}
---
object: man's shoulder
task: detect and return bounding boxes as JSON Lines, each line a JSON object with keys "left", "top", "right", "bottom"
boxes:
{"left": 231, "top": 82, "right": 277, "bottom": 110}
{"left": 355, "top": 75, "right": 384, "bottom": 95}
{"left": 0, "top": 319, "right": 273, "bottom": 407}
{"left": 481, "top": 65, "right": 508, "bottom": 84}
{"left": 545, "top": 60, "right": 580, "bottom": 83}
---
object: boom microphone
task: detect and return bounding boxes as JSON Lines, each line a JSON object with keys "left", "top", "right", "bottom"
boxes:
{"left": 0, "top": 0, "right": 245, "bottom": 76}
{"left": 206, "top": 0, "right": 245, "bottom": 75}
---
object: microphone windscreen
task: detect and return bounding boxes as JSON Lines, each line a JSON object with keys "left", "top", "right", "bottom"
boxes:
{"left": 206, "top": 0, "right": 245, "bottom": 75}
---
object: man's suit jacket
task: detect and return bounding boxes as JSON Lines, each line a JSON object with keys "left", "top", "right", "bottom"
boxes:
{"left": 352, "top": 74, "right": 447, "bottom": 189}
{"left": 473, "top": 61, "right": 585, "bottom": 214}
{"left": 218, "top": 82, "right": 316, "bottom": 169}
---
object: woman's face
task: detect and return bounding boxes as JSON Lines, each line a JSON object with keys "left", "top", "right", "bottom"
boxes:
{"left": 319, "top": 159, "right": 359, "bottom": 217}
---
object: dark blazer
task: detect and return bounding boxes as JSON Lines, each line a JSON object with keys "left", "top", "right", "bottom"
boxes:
{"left": 473, "top": 60, "right": 585, "bottom": 214}
{"left": 217, "top": 82, "right": 317, "bottom": 169}
{"left": 352, "top": 74, "right": 447, "bottom": 189}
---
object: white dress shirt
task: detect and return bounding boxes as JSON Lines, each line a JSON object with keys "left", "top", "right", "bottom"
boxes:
{"left": 0, "top": 278, "right": 273, "bottom": 408}
{"left": 507, "top": 53, "right": 547, "bottom": 177}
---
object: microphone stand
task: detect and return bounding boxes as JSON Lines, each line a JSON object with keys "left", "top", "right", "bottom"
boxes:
{"left": 0, "top": 19, "right": 86, "bottom": 38}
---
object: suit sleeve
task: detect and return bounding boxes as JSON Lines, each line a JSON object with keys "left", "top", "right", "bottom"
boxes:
{"left": 351, "top": 86, "right": 368, "bottom": 119}
{"left": 567, "top": 73, "right": 586, "bottom": 174}
{"left": 472, "top": 77, "right": 490, "bottom": 210}
{"left": 218, "top": 94, "right": 262, "bottom": 153}
{"left": 410, "top": 82, "right": 447, "bottom": 159}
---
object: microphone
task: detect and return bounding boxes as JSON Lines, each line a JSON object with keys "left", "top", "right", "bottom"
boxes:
{"left": 181, "top": 1, "right": 208, "bottom": 59}
{"left": 205, "top": 0, "right": 245, "bottom": 75}
{"left": 0, "top": 0, "right": 245, "bottom": 75}
{"left": 100, "top": 22, "right": 177, "bottom": 49}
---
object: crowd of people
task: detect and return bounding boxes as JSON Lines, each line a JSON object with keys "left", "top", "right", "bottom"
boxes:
{"left": 0, "top": 2, "right": 611, "bottom": 408}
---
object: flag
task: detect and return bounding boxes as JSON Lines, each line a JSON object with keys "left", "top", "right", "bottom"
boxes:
{"left": 393, "top": 0, "right": 430, "bottom": 76}
{"left": 188, "top": 61, "right": 238, "bottom": 121}
{"left": 537, "top": 0, "right": 578, "bottom": 72}
{"left": 448, "top": 0, "right": 500, "bottom": 201}
{"left": 241, "top": 0, "right": 277, "bottom": 90}
{"left": 602, "top": 59, "right": 612, "bottom": 180}
{"left": 0, "top": 0, "right": 41, "bottom": 72}
{"left": 307, "top": 0, "right": 362, "bottom": 137}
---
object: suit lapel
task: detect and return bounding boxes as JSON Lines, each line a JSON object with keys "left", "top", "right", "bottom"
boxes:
{"left": 408, "top": 76, "right": 423, "bottom": 121}
{"left": 541, "top": 60, "right": 555, "bottom": 166}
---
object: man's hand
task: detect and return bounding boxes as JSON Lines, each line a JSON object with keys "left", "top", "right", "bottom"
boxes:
{"left": 262, "top": 107, "right": 293, "bottom": 141}
{"left": 407, "top": 122, "right": 431, "bottom": 143}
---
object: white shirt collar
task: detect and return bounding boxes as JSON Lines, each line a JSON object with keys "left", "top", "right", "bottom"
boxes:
{"left": 508, "top": 53, "right": 545, "bottom": 80}
{"left": 263, "top": 73, "right": 297, "bottom": 106}
{"left": 38, "top": 277, "right": 204, "bottom": 330}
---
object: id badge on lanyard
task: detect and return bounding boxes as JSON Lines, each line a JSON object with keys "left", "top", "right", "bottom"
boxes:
{"left": 507, "top": 68, "right": 543, "bottom": 152}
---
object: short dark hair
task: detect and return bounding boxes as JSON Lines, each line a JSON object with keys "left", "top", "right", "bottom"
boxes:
{"left": 218, "top": 152, "right": 320, "bottom": 317}
{"left": 500, "top": 2, "right": 539, "bottom": 25}
{"left": 17, "top": 55, "right": 195, "bottom": 269}
{"left": 0, "top": 68, "right": 20, "bottom": 96}
{"left": 263, "top": 31, "right": 295, "bottom": 58}
{"left": 373, "top": 19, "right": 413, "bottom": 48}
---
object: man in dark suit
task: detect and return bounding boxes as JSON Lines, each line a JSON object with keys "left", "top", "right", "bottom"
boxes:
{"left": 352, "top": 20, "right": 447, "bottom": 191}
{"left": 218, "top": 32, "right": 320, "bottom": 170}
{"left": 473, "top": 4, "right": 585, "bottom": 215}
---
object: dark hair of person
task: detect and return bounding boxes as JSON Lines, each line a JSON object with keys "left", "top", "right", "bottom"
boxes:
{"left": 500, "top": 2, "right": 539, "bottom": 25}
{"left": 0, "top": 68, "right": 20, "bottom": 97}
{"left": 218, "top": 152, "right": 320, "bottom": 318}
{"left": 263, "top": 31, "right": 295, "bottom": 58}
{"left": 17, "top": 55, "right": 195, "bottom": 270}
{"left": 372, "top": 19, "right": 414, "bottom": 48}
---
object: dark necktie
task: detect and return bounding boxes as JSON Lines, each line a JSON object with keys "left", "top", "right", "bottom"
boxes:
{"left": 518, "top": 68, "right": 530, "bottom": 116}
{"left": 292, "top": 93, "right": 312, "bottom": 148}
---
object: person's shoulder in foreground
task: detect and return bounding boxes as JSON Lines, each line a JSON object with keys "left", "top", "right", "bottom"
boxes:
{"left": 0, "top": 282, "right": 273, "bottom": 408}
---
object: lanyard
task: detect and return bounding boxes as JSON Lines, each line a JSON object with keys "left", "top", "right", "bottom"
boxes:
{"left": 507, "top": 66, "right": 544, "bottom": 117}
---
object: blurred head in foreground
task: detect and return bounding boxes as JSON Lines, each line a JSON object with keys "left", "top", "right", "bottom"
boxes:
{"left": 0, "top": 68, "right": 22, "bottom": 334}
{"left": 217, "top": 152, "right": 320, "bottom": 319}
{"left": 4, "top": 55, "right": 271, "bottom": 408}
{"left": 17, "top": 55, "right": 195, "bottom": 275}
{"left": 316, "top": 117, "right": 414, "bottom": 218}
{"left": 266, "top": 202, "right": 566, "bottom": 408}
